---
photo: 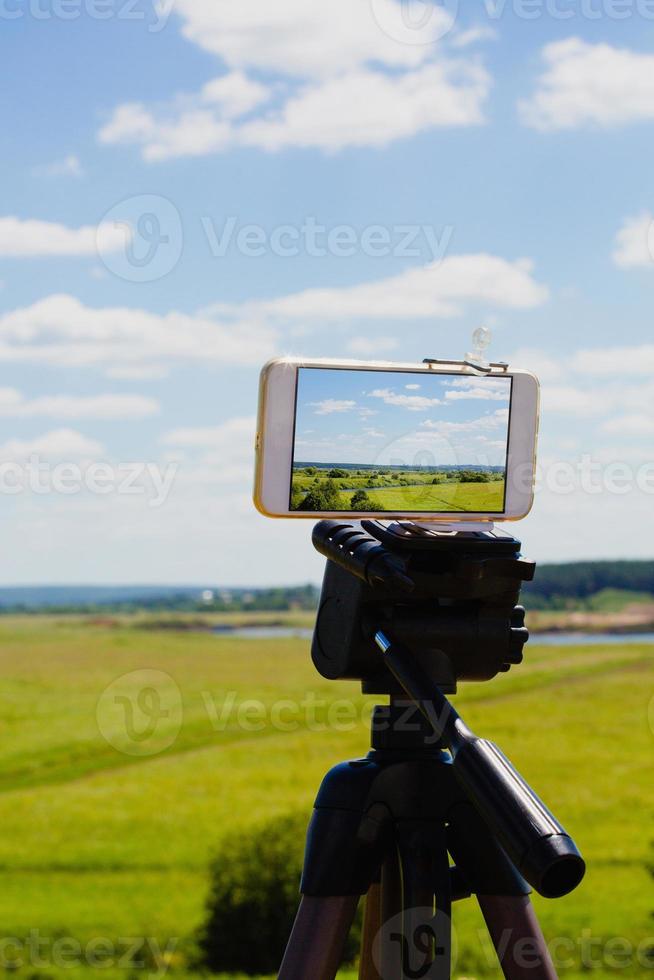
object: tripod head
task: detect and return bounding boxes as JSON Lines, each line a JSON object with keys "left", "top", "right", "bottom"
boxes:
{"left": 311, "top": 519, "right": 535, "bottom": 693}
{"left": 308, "top": 519, "right": 586, "bottom": 900}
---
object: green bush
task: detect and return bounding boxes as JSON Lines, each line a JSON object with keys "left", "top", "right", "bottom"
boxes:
{"left": 298, "top": 479, "right": 339, "bottom": 511}
{"left": 198, "top": 812, "right": 361, "bottom": 975}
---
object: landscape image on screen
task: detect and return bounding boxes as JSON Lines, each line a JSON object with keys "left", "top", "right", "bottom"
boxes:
{"left": 290, "top": 368, "right": 512, "bottom": 513}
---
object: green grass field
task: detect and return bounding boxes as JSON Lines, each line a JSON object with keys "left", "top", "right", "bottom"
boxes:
{"left": 330, "top": 481, "right": 506, "bottom": 511}
{"left": 0, "top": 616, "right": 652, "bottom": 979}
{"left": 291, "top": 466, "right": 506, "bottom": 512}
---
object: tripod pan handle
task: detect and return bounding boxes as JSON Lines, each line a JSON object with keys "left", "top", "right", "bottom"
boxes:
{"left": 453, "top": 737, "right": 585, "bottom": 898}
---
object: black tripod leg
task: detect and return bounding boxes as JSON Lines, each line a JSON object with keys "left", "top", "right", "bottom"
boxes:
{"left": 278, "top": 894, "right": 359, "bottom": 980}
{"left": 478, "top": 895, "right": 558, "bottom": 980}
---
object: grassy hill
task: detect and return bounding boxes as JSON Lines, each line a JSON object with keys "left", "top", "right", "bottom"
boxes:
{"left": 0, "top": 617, "right": 652, "bottom": 978}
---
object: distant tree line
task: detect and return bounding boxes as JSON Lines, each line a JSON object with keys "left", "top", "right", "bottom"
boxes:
{"left": 0, "top": 585, "right": 320, "bottom": 615}
{"left": 523, "top": 560, "right": 654, "bottom": 609}
{"left": 3, "top": 561, "right": 652, "bottom": 615}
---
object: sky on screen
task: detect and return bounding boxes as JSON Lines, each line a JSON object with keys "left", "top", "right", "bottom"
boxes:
{"left": 1, "top": 3, "right": 654, "bottom": 583}
{"left": 293, "top": 370, "right": 511, "bottom": 468}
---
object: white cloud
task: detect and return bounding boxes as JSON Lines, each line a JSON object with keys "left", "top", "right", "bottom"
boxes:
{"left": 100, "top": 62, "right": 489, "bottom": 160}
{"left": 0, "top": 216, "right": 124, "bottom": 257}
{"left": 162, "top": 417, "right": 255, "bottom": 449}
{"left": 405, "top": 384, "right": 421, "bottom": 390}
{"left": 201, "top": 72, "right": 270, "bottom": 118}
{"left": 0, "top": 389, "right": 159, "bottom": 420}
{"left": 450, "top": 25, "right": 498, "bottom": 49}
{"left": 32, "top": 154, "right": 84, "bottom": 178}
{"left": 99, "top": 71, "right": 271, "bottom": 162}
{"left": 308, "top": 399, "right": 357, "bottom": 415}
{"left": 0, "top": 428, "right": 104, "bottom": 461}
{"left": 171, "top": 0, "right": 450, "bottom": 77}
{"left": 99, "top": 2, "right": 490, "bottom": 160}
{"left": 0, "top": 294, "right": 278, "bottom": 371}
{"left": 519, "top": 39, "right": 654, "bottom": 131}
{"left": 241, "top": 254, "right": 548, "bottom": 320}
{"left": 571, "top": 345, "right": 654, "bottom": 376}
{"left": 613, "top": 212, "right": 654, "bottom": 269}
{"left": 368, "top": 388, "right": 443, "bottom": 411}
{"left": 238, "top": 63, "right": 489, "bottom": 153}
{"left": 99, "top": 105, "right": 232, "bottom": 162}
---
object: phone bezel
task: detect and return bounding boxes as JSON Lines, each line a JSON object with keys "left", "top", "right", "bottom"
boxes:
{"left": 254, "top": 357, "right": 540, "bottom": 522}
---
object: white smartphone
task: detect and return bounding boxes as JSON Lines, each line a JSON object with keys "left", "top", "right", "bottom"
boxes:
{"left": 254, "top": 357, "right": 540, "bottom": 522}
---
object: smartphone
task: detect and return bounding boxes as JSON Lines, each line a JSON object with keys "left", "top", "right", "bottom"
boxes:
{"left": 254, "top": 357, "right": 539, "bottom": 522}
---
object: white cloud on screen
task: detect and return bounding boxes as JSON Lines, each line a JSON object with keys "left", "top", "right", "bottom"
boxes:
{"left": 308, "top": 399, "right": 357, "bottom": 415}
{"left": 368, "top": 388, "right": 444, "bottom": 411}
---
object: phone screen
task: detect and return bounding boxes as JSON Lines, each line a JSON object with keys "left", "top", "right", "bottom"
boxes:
{"left": 289, "top": 367, "right": 513, "bottom": 514}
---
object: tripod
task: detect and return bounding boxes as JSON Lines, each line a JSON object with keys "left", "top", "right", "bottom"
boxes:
{"left": 278, "top": 521, "right": 586, "bottom": 980}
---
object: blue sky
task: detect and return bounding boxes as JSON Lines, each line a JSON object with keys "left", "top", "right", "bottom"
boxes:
{"left": 1, "top": 2, "right": 654, "bottom": 584}
{"left": 293, "top": 368, "right": 511, "bottom": 467}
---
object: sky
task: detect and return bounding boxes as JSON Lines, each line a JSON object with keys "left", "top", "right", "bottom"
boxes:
{"left": 1, "top": 2, "right": 654, "bottom": 584}
{"left": 293, "top": 369, "right": 512, "bottom": 468}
